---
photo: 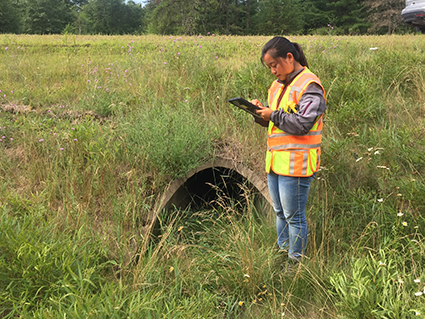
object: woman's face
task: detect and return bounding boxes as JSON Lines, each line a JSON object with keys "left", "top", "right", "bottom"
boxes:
{"left": 263, "top": 52, "right": 294, "bottom": 82}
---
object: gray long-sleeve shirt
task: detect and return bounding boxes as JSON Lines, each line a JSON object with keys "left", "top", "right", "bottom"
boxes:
{"left": 268, "top": 68, "right": 327, "bottom": 135}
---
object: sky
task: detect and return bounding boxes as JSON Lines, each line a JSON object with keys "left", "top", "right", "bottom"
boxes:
{"left": 129, "top": 0, "right": 145, "bottom": 4}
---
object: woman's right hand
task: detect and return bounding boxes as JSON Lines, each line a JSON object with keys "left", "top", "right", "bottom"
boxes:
{"left": 250, "top": 99, "right": 264, "bottom": 108}
{"left": 251, "top": 99, "right": 269, "bottom": 127}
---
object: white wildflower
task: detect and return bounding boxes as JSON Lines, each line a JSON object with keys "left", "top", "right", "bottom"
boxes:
{"left": 379, "top": 261, "right": 386, "bottom": 267}
{"left": 356, "top": 157, "right": 363, "bottom": 162}
{"left": 397, "top": 212, "right": 404, "bottom": 217}
{"left": 377, "top": 165, "right": 390, "bottom": 170}
{"left": 374, "top": 150, "right": 380, "bottom": 155}
{"left": 368, "top": 147, "right": 373, "bottom": 151}
{"left": 402, "top": 221, "right": 408, "bottom": 227}
{"left": 414, "top": 279, "right": 421, "bottom": 283}
{"left": 377, "top": 198, "right": 383, "bottom": 202}
{"left": 414, "top": 291, "right": 423, "bottom": 297}
{"left": 369, "top": 47, "right": 379, "bottom": 50}
{"left": 244, "top": 274, "right": 250, "bottom": 278}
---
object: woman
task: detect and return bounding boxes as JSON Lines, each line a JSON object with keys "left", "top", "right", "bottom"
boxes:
{"left": 252, "top": 36, "right": 327, "bottom": 262}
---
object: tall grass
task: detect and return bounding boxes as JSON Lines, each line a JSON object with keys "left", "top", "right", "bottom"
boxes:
{"left": 1, "top": 34, "right": 425, "bottom": 317}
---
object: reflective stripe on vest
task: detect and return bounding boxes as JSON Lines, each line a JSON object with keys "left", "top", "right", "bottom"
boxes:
{"left": 265, "top": 67, "right": 326, "bottom": 177}
{"left": 268, "top": 81, "right": 282, "bottom": 107}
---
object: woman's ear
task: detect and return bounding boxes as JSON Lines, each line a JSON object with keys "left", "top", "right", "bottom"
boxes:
{"left": 286, "top": 52, "right": 294, "bottom": 62}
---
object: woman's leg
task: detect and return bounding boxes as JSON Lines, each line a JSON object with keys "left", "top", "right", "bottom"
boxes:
{"left": 268, "top": 172, "right": 314, "bottom": 261}
{"left": 267, "top": 172, "right": 289, "bottom": 250}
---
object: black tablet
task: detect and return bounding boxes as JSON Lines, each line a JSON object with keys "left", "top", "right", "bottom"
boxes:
{"left": 228, "top": 97, "right": 262, "bottom": 119}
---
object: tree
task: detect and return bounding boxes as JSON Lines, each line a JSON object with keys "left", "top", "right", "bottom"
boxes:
{"left": 228, "top": 0, "right": 252, "bottom": 35}
{"left": 143, "top": 0, "right": 308, "bottom": 35}
{"left": 145, "top": 0, "right": 201, "bottom": 35}
{"left": 68, "top": 0, "right": 88, "bottom": 6}
{"left": 253, "top": 0, "right": 304, "bottom": 35}
{"left": 364, "top": 0, "right": 404, "bottom": 34}
{"left": 84, "top": 0, "right": 143, "bottom": 34}
{"left": 121, "top": 1, "right": 145, "bottom": 34}
{"left": 22, "top": 0, "right": 75, "bottom": 34}
{"left": 303, "top": 0, "right": 331, "bottom": 32}
{"left": 0, "top": 0, "right": 21, "bottom": 33}
{"left": 195, "top": 0, "right": 224, "bottom": 34}
{"left": 246, "top": 0, "right": 251, "bottom": 33}
{"left": 325, "top": 0, "right": 368, "bottom": 34}
{"left": 143, "top": 0, "right": 257, "bottom": 35}
{"left": 2, "top": 0, "right": 384, "bottom": 35}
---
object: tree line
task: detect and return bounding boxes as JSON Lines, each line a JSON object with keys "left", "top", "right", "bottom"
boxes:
{"left": 0, "top": 0, "right": 411, "bottom": 36}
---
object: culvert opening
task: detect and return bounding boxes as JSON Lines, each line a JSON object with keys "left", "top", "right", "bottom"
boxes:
{"left": 166, "top": 167, "right": 258, "bottom": 211}
{"left": 149, "top": 157, "right": 273, "bottom": 239}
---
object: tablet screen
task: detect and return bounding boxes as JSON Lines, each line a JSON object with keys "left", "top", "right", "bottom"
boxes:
{"left": 228, "top": 97, "right": 262, "bottom": 119}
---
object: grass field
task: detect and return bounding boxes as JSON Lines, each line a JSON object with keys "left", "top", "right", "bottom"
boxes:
{"left": 1, "top": 34, "right": 425, "bottom": 318}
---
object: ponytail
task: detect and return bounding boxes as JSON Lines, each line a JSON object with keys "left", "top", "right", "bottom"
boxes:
{"left": 292, "top": 42, "right": 309, "bottom": 68}
{"left": 261, "top": 36, "right": 309, "bottom": 68}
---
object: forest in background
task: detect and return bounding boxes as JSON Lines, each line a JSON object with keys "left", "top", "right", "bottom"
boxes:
{"left": 0, "top": 0, "right": 413, "bottom": 36}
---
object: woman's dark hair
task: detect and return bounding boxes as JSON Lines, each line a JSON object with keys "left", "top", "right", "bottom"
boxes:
{"left": 261, "top": 36, "right": 309, "bottom": 68}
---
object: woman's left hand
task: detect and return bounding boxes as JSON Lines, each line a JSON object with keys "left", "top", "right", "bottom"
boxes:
{"left": 256, "top": 106, "right": 273, "bottom": 121}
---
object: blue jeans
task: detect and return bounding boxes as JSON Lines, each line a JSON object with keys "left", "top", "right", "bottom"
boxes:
{"left": 267, "top": 171, "right": 315, "bottom": 261}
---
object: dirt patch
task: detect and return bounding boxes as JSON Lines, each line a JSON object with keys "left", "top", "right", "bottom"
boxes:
{"left": 4, "top": 145, "right": 27, "bottom": 163}
{"left": 0, "top": 103, "right": 106, "bottom": 122}
{"left": 1, "top": 103, "right": 33, "bottom": 114}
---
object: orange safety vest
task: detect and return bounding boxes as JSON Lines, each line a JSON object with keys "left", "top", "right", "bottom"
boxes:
{"left": 265, "top": 67, "right": 327, "bottom": 177}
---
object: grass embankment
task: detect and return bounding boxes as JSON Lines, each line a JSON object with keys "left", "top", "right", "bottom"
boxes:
{"left": 0, "top": 34, "right": 425, "bottom": 318}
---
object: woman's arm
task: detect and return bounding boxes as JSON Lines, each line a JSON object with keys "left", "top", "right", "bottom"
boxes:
{"left": 270, "top": 83, "right": 326, "bottom": 135}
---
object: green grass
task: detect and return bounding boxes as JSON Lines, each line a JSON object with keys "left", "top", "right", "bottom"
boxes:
{"left": 1, "top": 34, "right": 425, "bottom": 318}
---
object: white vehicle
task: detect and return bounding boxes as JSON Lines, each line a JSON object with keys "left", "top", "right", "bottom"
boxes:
{"left": 401, "top": 0, "right": 425, "bottom": 33}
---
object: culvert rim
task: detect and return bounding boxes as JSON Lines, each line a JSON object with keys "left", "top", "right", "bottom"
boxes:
{"left": 143, "top": 156, "right": 272, "bottom": 237}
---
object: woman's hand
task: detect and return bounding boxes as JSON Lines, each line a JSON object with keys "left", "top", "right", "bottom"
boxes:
{"left": 251, "top": 99, "right": 271, "bottom": 127}
{"left": 256, "top": 107, "right": 273, "bottom": 121}
{"left": 251, "top": 99, "right": 273, "bottom": 121}
{"left": 250, "top": 99, "right": 263, "bottom": 108}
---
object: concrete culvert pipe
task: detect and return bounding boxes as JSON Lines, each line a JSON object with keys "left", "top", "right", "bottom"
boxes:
{"left": 145, "top": 156, "right": 273, "bottom": 237}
